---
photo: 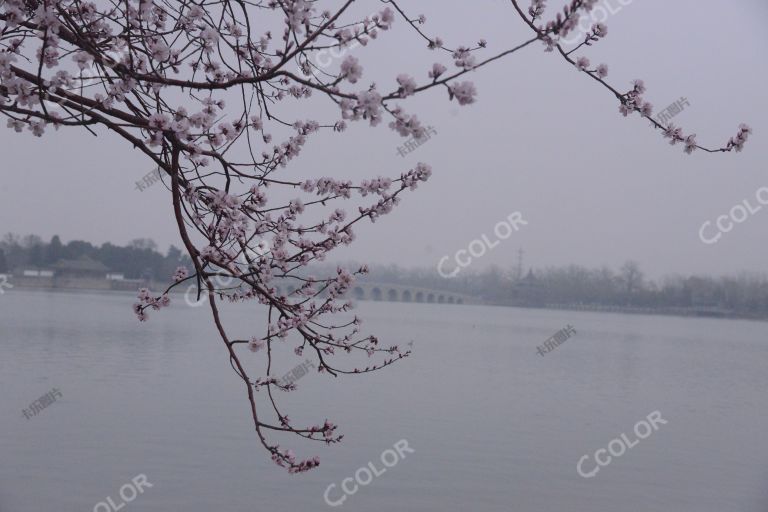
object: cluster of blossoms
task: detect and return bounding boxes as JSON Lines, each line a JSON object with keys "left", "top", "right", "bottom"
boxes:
{"left": 269, "top": 418, "right": 338, "bottom": 473}
{"left": 532, "top": 0, "right": 600, "bottom": 41}
{"left": 448, "top": 82, "right": 477, "bottom": 106}
{"left": 396, "top": 74, "right": 418, "bottom": 97}
{"left": 619, "top": 79, "right": 653, "bottom": 118}
{"left": 388, "top": 106, "right": 424, "bottom": 138}
{"left": 526, "top": 0, "right": 751, "bottom": 155}
{"left": 272, "top": 449, "right": 321, "bottom": 475}
{"left": 452, "top": 46, "right": 477, "bottom": 70}
{"left": 727, "top": 124, "right": 753, "bottom": 152}
{"left": 172, "top": 267, "right": 189, "bottom": 282}
{"left": 132, "top": 288, "right": 170, "bottom": 322}
{"left": 340, "top": 56, "right": 363, "bottom": 84}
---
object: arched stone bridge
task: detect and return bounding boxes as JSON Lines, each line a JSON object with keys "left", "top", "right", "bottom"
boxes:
{"left": 275, "top": 281, "right": 478, "bottom": 305}
{"left": 352, "top": 282, "right": 478, "bottom": 304}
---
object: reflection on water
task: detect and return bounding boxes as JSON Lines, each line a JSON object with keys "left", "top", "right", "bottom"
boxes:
{"left": 1, "top": 289, "right": 767, "bottom": 512}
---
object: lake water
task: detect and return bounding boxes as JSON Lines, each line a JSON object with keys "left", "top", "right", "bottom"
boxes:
{"left": 1, "top": 289, "right": 767, "bottom": 512}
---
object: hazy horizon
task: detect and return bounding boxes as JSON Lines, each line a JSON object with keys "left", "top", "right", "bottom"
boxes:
{"left": 4, "top": 230, "right": 768, "bottom": 282}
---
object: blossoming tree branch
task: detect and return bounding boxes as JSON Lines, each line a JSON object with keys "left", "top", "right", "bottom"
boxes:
{"left": 0, "top": 0, "right": 751, "bottom": 473}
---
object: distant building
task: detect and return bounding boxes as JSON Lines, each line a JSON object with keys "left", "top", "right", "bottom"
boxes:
{"left": 52, "top": 256, "right": 110, "bottom": 279}
{"left": 48, "top": 256, "right": 111, "bottom": 289}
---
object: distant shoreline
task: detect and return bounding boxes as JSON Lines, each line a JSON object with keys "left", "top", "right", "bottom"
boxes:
{"left": 529, "top": 302, "right": 767, "bottom": 322}
{"left": 5, "top": 283, "right": 766, "bottom": 322}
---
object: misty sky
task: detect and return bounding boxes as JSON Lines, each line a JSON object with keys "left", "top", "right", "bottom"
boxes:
{"left": 1, "top": 0, "right": 766, "bottom": 279}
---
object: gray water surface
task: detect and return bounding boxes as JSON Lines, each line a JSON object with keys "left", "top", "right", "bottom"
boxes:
{"left": 1, "top": 289, "right": 767, "bottom": 512}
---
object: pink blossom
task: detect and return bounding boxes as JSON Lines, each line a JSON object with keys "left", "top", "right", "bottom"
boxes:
{"left": 684, "top": 134, "right": 697, "bottom": 154}
{"left": 592, "top": 23, "right": 608, "bottom": 38}
{"left": 378, "top": 7, "right": 395, "bottom": 29}
{"left": 340, "top": 56, "right": 363, "bottom": 84}
{"left": 575, "top": 56, "right": 590, "bottom": 71}
{"left": 354, "top": 89, "right": 383, "bottom": 126}
{"left": 449, "top": 81, "right": 477, "bottom": 106}
{"left": 429, "top": 63, "right": 447, "bottom": 80}
{"left": 249, "top": 338, "right": 266, "bottom": 352}
{"left": 396, "top": 74, "right": 417, "bottom": 97}
{"left": 173, "top": 267, "right": 189, "bottom": 282}
{"left": 428, "top": 37, "right": 444, "bottom": 50}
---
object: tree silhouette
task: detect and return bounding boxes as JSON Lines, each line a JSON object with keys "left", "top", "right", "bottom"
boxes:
{"left": 45, "top": 234, "right": 63, "bottom": 264}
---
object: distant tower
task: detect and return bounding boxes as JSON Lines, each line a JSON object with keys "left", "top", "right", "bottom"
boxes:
{"left": 515, "top": 248, "right": 524, "bottom": 281}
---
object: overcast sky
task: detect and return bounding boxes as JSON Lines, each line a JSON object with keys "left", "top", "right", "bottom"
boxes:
{"left": 1, "top": 0, "right": 766, "bottom": 279}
